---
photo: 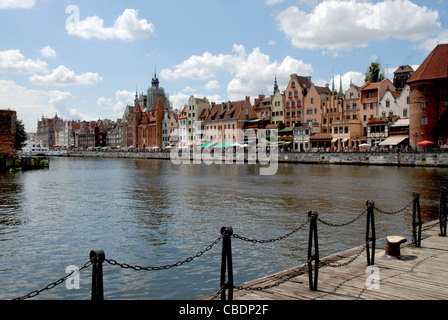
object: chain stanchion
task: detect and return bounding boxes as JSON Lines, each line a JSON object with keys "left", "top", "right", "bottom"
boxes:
{"left": 90, "top": 249, "right": 105, "bottom": 301}
{"left": 439, "top": 187, "right": 447, "bottom": 237}
{"left": 365, "top": 201, "right": 375, "bottom": 266}
{"left": 307, "top": 211, "right": 319, "bottom": 291}
{"left": 220, "top": 227, "right": 234, "bottom": 301}
{"left": 412, "top": 193, "right": 422, "bottom": 247}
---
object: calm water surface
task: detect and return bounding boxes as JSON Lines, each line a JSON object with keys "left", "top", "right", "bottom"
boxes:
{"left": 1, "top": 157, "right": 447, "bottom": 300}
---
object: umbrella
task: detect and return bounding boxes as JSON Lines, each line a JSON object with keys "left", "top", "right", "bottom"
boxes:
{"left": 418, "top": 140, "right": 435, "bottom": 147}
{"left": 359, "top": 143, "right": 370, "bottom": 148}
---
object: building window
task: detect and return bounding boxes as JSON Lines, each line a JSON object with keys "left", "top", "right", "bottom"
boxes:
{"left": 421, "top": 102, "right": 426, "bottom": 109}
{"left": 386, "top": 100, "right": 390, "bottom": 108}
{"left": 421, "top": 117, "right": 428, "bottom": 125}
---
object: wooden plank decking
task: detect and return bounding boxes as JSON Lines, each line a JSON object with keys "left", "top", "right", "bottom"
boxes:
{"left": 201, "top": 220, "right": 448, "bottom": 300}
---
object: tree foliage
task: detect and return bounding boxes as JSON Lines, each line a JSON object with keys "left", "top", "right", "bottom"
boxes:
{"left": 14, "top": 120, "right": 27, "bottom": 150}
{"left": 365, "top": 62, "right": 385, "bottom": 83}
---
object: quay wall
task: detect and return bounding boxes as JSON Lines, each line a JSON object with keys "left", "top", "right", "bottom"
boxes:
{"left": 68, "top": 150, "right": 448, "bottom": 167}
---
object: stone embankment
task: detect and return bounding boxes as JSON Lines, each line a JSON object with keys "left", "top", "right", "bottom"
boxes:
{"left": 69, "top": 150, "right": 448, "bottom": 167}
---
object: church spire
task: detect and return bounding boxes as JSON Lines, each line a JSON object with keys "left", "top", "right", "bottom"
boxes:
{"left": 273, "top": 75, "right": 279, "bottom": 94}
{"left": 152, "top": 67, "right": 159, "bottom": 88}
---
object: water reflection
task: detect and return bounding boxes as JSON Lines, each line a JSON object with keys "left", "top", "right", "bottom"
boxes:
{"left": 0, "top": 157, "right": 447, "bottom": 300}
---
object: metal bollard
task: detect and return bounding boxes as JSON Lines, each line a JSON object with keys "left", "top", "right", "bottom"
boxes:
{"left": 90, "top": 250, "right": 105, "bottom": 301}
{"left": 307, "top": 211, "right": 319, "bottom": 291}
{"left": 220, "top": 227, "right": 234, "bottom": 300}
{"left": 412, "top": 193, "right": 422, "bottom": 247}
{"left": 366, "top": 201, "right": 376, "bottom": 266}
{"left": 439, "top": 187, "right": 447, "bottom": 237}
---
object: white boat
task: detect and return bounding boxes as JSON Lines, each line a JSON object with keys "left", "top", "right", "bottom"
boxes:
{"left": 22, "top": 140, "right": 49, "bottom": 156}
{"left": 47, "top": 150, "right": 68, "bottom": 157}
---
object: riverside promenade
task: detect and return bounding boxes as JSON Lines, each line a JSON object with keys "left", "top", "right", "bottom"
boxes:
{"left": 202, "top": 220, "right": 448, "bottom": 300}
{"left": 68, "top": 150, "right": 448, "bottom": 167}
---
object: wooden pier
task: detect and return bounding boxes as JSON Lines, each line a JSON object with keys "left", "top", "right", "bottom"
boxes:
{"left": 202, "top": 220, "right": 448, "bottom": 300}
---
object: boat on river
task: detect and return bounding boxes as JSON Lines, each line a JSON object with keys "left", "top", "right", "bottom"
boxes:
{"left": 22, "top": 140, "right": 49, "bottom": 156}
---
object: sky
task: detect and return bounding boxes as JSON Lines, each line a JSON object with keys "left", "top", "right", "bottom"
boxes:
{"left": 0, "top": 0, "right": 447, "bottom": 133}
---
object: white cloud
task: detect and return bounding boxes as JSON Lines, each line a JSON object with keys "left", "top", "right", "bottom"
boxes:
{"left": 204, "top": 80, "right": 220, "bottom": 91}
{"left": 265, "top": 0, "right": 283, "bottom": 5}
{"left": 161, "top": 44, "right": 246, "bottom": 81}
{"left": 0, "top": 79, "right": 73, "bottom": 132}
{"left": 0, "top": 0, "right": 35, "bottom": 9}
{"left": 276, "top": 0, "right": 441, "bottom": 51}
{"left": 0, "top": 49, "right": 47, "bottom": 74}
{"left": 161, "top": 44, "right": 312, "bottom": 101}
{"left": 40, "top": 46, "right": 57, "bottom": 59}
{"left": 419, "top": 29, "right": 448, "bottom": 52}
{"left": 316, "top": 71, "right": 365, "bottom": 92}
{"left": 66, "top": 9, "right": 155, "bottom": 41}
{"left": 97, "top": 89, "right": 135, "bottom": 118}
{"left": 30, "top": 65, "right": 103, "bottom": 87}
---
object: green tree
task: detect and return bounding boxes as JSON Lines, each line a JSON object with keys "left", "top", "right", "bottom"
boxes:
{"left": 365, "top": 62, "right": 385, "bottom": 83}
{"left": 14, "top": 120, "right": 27, "bottom": 150}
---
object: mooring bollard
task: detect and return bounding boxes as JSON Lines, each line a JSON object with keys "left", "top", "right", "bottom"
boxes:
{"left": 366, "top": 201, "right": 376, "bottom": 266}
{"left": 220, "top": 227, "right": 234, "bottom": 300}
{"left": 412, "top": 192, "right": 422, "bottom": 247}
{"left": 440, "top": 187, "right": 447, "bottom": 237}
{"left": 90, "top": 249, "right": 105, "bottom": 301}
{"left": 307, "top": 211, "right": 319, "bottom": 291}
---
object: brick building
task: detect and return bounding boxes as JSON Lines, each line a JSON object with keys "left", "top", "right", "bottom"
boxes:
{"left": 407, "top": 44, "right": 448, "bottom": 149}
{"left": 0, "top": 110, "right": 17, "bottom": 157}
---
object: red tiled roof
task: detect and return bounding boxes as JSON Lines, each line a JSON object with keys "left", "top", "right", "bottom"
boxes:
{"left": 408, "top": 44, "right": 448, "bottom": 83}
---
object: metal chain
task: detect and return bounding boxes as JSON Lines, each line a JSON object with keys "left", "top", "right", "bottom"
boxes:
{"left": 320, "top": 246, "right": 366, "bottom": 268}
{"left": 106, "top": 234, "right": 224, "bottom": 271}
{"left": 13, "top": 258, "right": 94, "bottom": 300}
{"left": 234, "top": 257, "right": 313, "bottom": 292}
{"left": 317, "top": 209, "right": 366, "bottom": 227}
{"left": 232, "top": 219, "right": 310, "bottom": 244}
{"left": 374, "top": 198, "right": 413, "bottom": 215}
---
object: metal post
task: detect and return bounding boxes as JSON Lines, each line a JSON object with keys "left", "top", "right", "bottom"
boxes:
{"left": 220, "top": 227, "right": 234, "bottom": 300}
{"left": 440, "top": 187, "right": 447, "bottom": 237}
{"left": 412, "top": 192, "right": 422, "bottom": 247}
{"left": 90, "top": 250, "right": 105, "bottom": 301}
{"left": 307, "top": 211, "right": 319, "bottom": 291}
{"left": 366, "top": 201, "right": 376, "bottom": 266}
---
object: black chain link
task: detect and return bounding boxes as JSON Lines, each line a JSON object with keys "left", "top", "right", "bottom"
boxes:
{"left": 13, "top": 258, "right": 94, "bottom": 300}
{"left": 317, "top": 210, "right": 366, "bottom": 227}
{"left": 232, "top": 219, "right": 310, "bottom": 243}
{"left": 374, "top": 198, "right": 413, "bottom": 215}
{"left": 106, "top": 234, "right": 224, "bottom": 271}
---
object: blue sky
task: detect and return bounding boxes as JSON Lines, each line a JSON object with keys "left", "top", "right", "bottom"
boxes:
{"left": 0, "top": 0, "right": 447, "bottom": 132}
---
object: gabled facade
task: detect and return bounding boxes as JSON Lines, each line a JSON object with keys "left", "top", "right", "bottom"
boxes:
{"left": 284, "top": 74, "right": 312, "bottom": 127}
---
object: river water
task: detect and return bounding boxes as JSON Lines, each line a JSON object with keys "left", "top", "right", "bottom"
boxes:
{"left": 1, "top": 157, "right": 447, "bottom": 300}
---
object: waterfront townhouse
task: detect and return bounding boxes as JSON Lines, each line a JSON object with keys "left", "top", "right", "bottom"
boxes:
{"left": 162, "top": 110, "right": 170, "bottom": 149}
{"left": 407, "top": 44, "right": 448, "bottom": 149}
{"left": 331, "top": 119, "right": 363, "bottom": 150}
{"left": 253, "top": 94, "right": 272, "bottom": 122}
{"left": 121, "top": 105, "right": 134, "bottom": 148}
{"left": 303, "top": 83, "right": 330, "bottom": 133}
{"left": 395, "top": 85, "right": 411, "bottom": 119}
{"left": 271, "top": 86, "right": 285, "bottom": 125}
{"left": 204, "top": 97, "right": 257, "bottom": 146}
{"left": 321, "top": 92, "right": 344, "bottom": 135}
{"left": 136, "top": 100, "right": 165, "bottom": 149}
{"left": 378, "top": 88, "right": 400, "bottom": 119}
{"left": 177, "top": 106, "right": 188, "bottom": 146}
{"left": 284, "top": 74, "right": 312, "bottom": 127}
{"left": 359, "top": 78, "right": 396, "bottom": 135}
{"left": 344, "top": 83, "right": 362, "bottom": 123}
{"left": 168, "top": 112, "right": 179, "bottom": 146}
{"left": 186, "top": 96, "right": 210, "bottom": 146}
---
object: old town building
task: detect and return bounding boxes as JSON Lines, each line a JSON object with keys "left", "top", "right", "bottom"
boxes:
{"left": 284, "top": 74, "right": 312, "bottom": 127}
{"left": 0, "top": 110, "right": 17, "bottom": 156}
{"left": 407, "top": 44, "right": 448, "bottom": 149}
